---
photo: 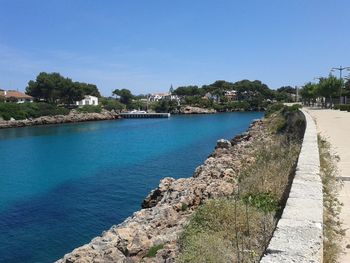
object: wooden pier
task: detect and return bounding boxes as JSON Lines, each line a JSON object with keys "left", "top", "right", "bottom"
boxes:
{"left": 119, "top": 112, "right": 170, "bottom": 119}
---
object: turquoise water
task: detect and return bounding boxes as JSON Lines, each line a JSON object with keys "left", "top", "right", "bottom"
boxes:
{"left": 0, "top": 112, "right": 263, "bottom": 263}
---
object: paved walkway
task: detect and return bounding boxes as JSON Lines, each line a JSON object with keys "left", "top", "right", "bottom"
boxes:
{"left": 306, "top": 108, "right": 350, "bottom": 262}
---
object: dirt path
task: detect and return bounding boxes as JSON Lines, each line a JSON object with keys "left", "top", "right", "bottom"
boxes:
{"left": 306, "top": 108, "right": 350, "bottom": 262}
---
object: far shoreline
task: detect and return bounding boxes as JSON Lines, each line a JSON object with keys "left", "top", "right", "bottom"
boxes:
{"left": 0, "top": 109, "right": 265, "bottom": 130}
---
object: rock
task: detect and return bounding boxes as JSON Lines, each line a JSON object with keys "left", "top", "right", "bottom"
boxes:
{"left": 0, "top": 109, "right": 121, "bottom": 129}
{"left": 216, "top": 139, "right": 231, "bottom": 149}
{"left": 56, "top": 115, "right": 267, "bottom": 263}
{"left": 179, "top": 106, "right": 216, "bottom": 114}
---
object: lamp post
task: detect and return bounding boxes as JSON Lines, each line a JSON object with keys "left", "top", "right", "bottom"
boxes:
{"left": 331, "top": 66, "right": 350, "bottom": 104}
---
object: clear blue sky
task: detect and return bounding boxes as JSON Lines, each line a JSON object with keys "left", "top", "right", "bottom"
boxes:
{"left": 0, "top": 0, "right": 349, "bottom": 96}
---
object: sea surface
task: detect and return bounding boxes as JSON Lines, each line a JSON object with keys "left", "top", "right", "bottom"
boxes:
{"left": 0, "top": 112, "right": 263, "bottom": 263}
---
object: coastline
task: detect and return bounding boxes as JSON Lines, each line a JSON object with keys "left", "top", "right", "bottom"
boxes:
{"left": 0, "top": 106, "right": 264, "bottom": 130}
{"left": 0, "top": 109, "right": 121, "bottom": 129}
{"left": 57, "top": 116, "right": 268, "bottom": 263}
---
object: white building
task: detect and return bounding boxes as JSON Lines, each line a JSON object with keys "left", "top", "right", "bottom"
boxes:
{"left": 148, "top": 92, "right": 169, "bottom": 102}
{"left": 76, "top": 95, "right": 99, "bottom": 106}
{"left": 148, "top": 92, "right": 180, "bottom": 102}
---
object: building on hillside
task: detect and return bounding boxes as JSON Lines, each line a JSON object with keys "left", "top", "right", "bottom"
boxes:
{"left": 148, "top": 92, "right": 180, "bottom": 102}
{"left": 148, "top": 92, "right": 169, "bottom": 102}
{"left": 0, "top": 90, "right": 34, "bottom": 103}
{"left": 76, "top": 95, "right": 99, "bottom": 106}
{"left": 224, "top": 90, "right": 237, "bottom": 101}
{"left": 203, "top": 92, "right": 220, "bottom": 102}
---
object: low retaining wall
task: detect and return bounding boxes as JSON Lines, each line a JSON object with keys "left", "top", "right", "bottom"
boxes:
{"left": 261, "top": 109, "right": 323, "bottom": 262}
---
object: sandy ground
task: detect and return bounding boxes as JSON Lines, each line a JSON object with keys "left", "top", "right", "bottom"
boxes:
{"left": 306, "top": 108, "right": 350, "bottom": 262}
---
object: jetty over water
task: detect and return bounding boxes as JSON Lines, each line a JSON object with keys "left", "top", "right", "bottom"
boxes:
{"left": 119, "top": 112, "right": 170, "bottom": 119}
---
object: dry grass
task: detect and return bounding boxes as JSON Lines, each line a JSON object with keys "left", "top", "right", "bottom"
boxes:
{"left": 319, "top": 136, "right": 345, "bottom": 263}
{"left": 177, "top": 108, "right": 303, "bottom": 263}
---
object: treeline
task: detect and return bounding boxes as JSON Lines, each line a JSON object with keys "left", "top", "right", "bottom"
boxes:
{"left": 26, "top": 72, "right": 100, "bottom": 104}
{"left": 109, "top": 80, "right": 297, "bottom": 113}
{"left": 156, "top": 80, "right": 295, "bottom": 112}
{"left": 299, "top": 75, "right": 348, "bottom": 107}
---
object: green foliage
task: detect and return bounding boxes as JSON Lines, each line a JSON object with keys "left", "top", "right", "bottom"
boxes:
{"left": 243, "top": 192, "right": 278, "bottom": 213}
{"left": 183, "top": 96, "right": 213, "bottom": 108}
{"left": 173, "top": 86, "right": 203, "bottom": 96}
{"left": 26, "top": 72, "right": 100, "bottom": 104}
{"left": 318, "top": 75, "right": 342, "bottom": 100}
{"left": 319, "top": 136, "right": 345, "bottom": 262}
{"left": 100, "top": 97, "right": 125, "bottom": 111}
{"left": 153, "top": 100, "right": 179, "bottom": 113}
{"left": 334, "top": 104, "right": 350, "bottom": 111}
{"left": 213, "top": 101, "right": 251, "bottom": 112}
{"left": 300, "top": 76, "right": 343, "bottom": 107}
{"left": 171, "top": 79, "right": 273, "bottom": 111}
{"left": 265, "top": 103, "right": 284, "bottom": 117}
{"left": 178, "top": 111, "right": 304, "bottom": 262}
{"left": 127, "top": 99, "right": 147, "bottom": 111}
{"left": 299, "top": 82, "right": 318, "bottom": 105}
{"left": 0, "top": 102, "right": 69, "bottom": 120}
{"left": 277, "top": 86, "right": 296, "bottom": 94}
{"left": 178, "top": 199, "right": 266, "bottom": 263}
{"left": 112, "top": 89, "right": 134, "bottom": 105}
{"left": 181, "top": 203, "right": 188, "bottom": 211}
{"left": 76, "top": 105, "right": 102, "bottom": 113}
{"left": 275, "top": 86, "right": 296, "bottom": 102}
{"left": 146, "top": 244, "right": 164, "bottom": 258}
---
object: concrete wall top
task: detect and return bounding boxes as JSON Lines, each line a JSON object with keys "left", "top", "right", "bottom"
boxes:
{"left": 260, "top": 109, "right": 323, "bottom": 263}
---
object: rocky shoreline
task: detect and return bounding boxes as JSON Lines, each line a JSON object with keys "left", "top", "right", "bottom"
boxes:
{"left": 0, "top": 109, "right": 120, "bottom": 129}
{"left": 57, "top": 116, "right": 270, "bottom": 263}
{"left": 178, "top": 106, "right": 216, "bottom": 114}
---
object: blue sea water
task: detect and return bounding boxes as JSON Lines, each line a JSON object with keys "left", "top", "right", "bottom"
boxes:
{"left": 0, "top": 112, "right": 263, "bottom": 263}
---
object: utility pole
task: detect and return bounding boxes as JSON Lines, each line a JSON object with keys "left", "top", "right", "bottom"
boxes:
{"left": 331, "top": 66, "right": 350, "bottom": 104}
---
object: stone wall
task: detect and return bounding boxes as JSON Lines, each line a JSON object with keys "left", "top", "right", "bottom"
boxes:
{"left": 260, "top": 109, "right": 323, "bottom": 262}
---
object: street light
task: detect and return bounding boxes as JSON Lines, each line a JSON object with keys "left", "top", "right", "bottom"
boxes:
{"left": 331, "top": 66, "right": 350, "bottom": 104}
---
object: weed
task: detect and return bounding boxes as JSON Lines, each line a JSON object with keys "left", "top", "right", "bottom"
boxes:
{"left": 145, "top": 244, "right": 164, "bottom": 258}
{"left": 319, "top": 136, "right": 345, "bottom": 263}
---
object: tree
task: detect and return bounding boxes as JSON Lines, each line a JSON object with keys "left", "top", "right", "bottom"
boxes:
{"left": 78, "top": 83, "right": 100, "bottom": 97}
{"left": 153, "top": 99, "right": 179, "bottom": 113}
{"left": 26, "top": 72, "right": 101, "bottom": 104}
{"left": 112, "top": 89, "right": 134, "bottom": 105}
{"left": 300, "top": 82, "right": 318, "bottom": 106}
{"left": 318, "top": 75, "right": 342, "bottom": 107}
{"left": 344, "top": 79, "right": 350, "bottom": 97}
{"left": 173, "top": 86, "right": 203, "bottom": 96}
{"left": 277, "top": 86, "right": 296, "bottom": 94}
{"left": 100, "top": 97, "right": 125, "bottom": 111}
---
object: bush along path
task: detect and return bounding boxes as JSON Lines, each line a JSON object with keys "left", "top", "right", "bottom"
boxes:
{"left": 57, "top": 105, "right": 305, "bottom": 263}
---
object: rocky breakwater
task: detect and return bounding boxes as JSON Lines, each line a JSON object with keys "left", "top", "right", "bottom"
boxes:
{"left": 179, "top": 106, "right": 216, "bottom": 114}
{"left": 0, "top": 109, "right": 120, "bottom": 129}
{"left": 57, "top": 118, "right": 269, "bottom": 263}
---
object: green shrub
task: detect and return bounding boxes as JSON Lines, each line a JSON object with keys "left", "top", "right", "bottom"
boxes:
{"left": 0, "top": 102, "right": 69, "bottom": 120}
{"left": 146, "top": 244, "right": 164, "bottom": 258}
{"left": 319, "top": 137, "right": 345, "bottom": 262}
{"left": 100, "top": 98, "right": 125, "bottom": 111}
{"left": 77, "top": 105, "right": 102, "bottom": 113}
{"left": 243, "top": 192, "right": 278, "bottom": 213}
{"left": 334, "top": 104, "right": 350, "bottom": 111}
{"left": 181, "top": 203, "right": 188, "bottom": 211}
{"left": 265, "top": 103, "right": 284, "bottom": 117}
